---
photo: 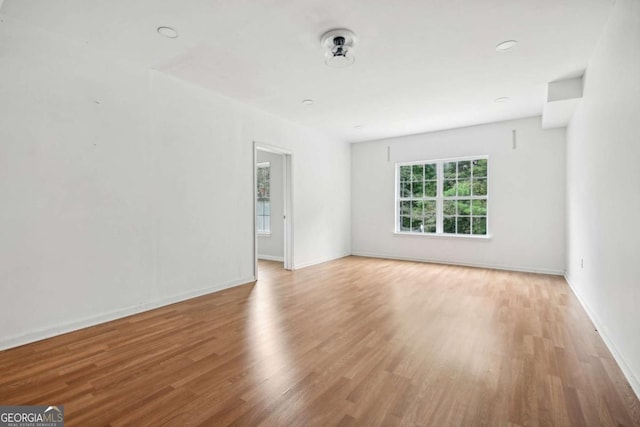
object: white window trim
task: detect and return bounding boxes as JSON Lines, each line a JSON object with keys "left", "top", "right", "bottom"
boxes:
{"left": 394, "top": 155, "right": 490, "bottom": 238}
{"left": 392, "top": 231, "right": 492, "bottom": 239}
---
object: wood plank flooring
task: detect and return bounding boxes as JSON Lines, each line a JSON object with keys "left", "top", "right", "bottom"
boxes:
{"left": 1, "top": 257, "right": 639, "bottom": 426}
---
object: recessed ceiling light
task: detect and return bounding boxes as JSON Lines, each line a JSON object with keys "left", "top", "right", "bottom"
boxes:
{"left": 495, "top": 40, "right": 517, "bottom": 51}
{"left": 301, "top": 99, "right": 314, "bottom": 106}
{"left": 494, "top": 97, "right": 511, "bottom": 103}
{"left": 354, "top": 125, "right": 363, "bottom": 129}
{"left": 157, "top": 26, "right": 178, "bottom": 39}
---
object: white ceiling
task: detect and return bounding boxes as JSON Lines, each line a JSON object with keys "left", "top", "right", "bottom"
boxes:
{"left": 1, "top": 0, "right": 614, "bottom": 142}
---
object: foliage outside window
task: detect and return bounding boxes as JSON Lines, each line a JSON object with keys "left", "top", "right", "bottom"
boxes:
{"left": 397, "top": 157, "right": 488, "bottom": 236}
{"left": 256, "top": 162, "right": 271, "bottom": 234}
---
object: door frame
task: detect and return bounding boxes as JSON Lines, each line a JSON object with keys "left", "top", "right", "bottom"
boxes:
{"left": 253, "top": 141, "right": 294, "bottom": 279}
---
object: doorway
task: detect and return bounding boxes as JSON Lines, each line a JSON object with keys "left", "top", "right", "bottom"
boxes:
{"left": 254, "top": 142, "right": 293, "bottom": 279}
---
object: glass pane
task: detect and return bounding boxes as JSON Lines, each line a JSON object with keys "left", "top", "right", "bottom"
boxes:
{"left": 257, "top": 165, "right": 271, "bottom": 202}
{"left": 457, "top": 216, "right": 471, "bottom": 234}
{"left": 412, "top": 181, "right": 423, "bottom": 198}
{"left": 457, "top": 200, "right": 471, "bottom": 215}
{"left": 472, "top": 217, "right": 487, "bottom": 235}
{"left": 443, "top": 180, "right": 456, "bottom": 197}
{"left": 457, "top": 179, "right": 471, "bottom": 196}
{"left": 424, "top": 215, "right": 436, "bottom": 233}
{"left": 458, "top": 161, "right": 471, "bottom": 178}
{"left": 444, "top": 162, "right": 457, "bottom": 179}
{"left": 401, "top": 182, "right": 411, "bottom": 198}
{"left": 400, "top": 216, "right": 411, "bottom": 231}
{"left": 264, "top": 182, "right": 270, "bottom": 198}
{"left": 257, "top": 201, "right": 263, "bottom": 215}
{"left": 424, "top": 164, "right": 437, "bottom": 180}
{"left": 257, "top": 216, "right": 265, "bottom": 232}
{"left": 424, "top": 180, "right": 436, "bottom": 197}
{"left": 400, "top": 165, "right": 412, "bottom": 182}
{"left": 412, "top": 165, "right": 424, "bottom": 182}
{"left": 411, "top": 217, "right": 424, "bottom": 233}
{"left": 400, "top": 201, "right": 411, "bottom": 215}
{"left": 472, "top": 159, "right": 487, "bottom": 178}
{"left": 471, "top": 200, "right": 487, "bottom": 215}
{"left": 424, "top": 200, "right": 437, "bottom": 215}
{"left": 443, "top": 200, "right": 456, "bottom": 215}
{"left": 472, "top": 178, "right": 487, "bottom": 196}
{"left": 411, "top": 200, "right": 423, "bottom": 216}
{"left": 443, "top": 216, "right": 456, "bottom": 234}
{"left": 264, "top": 202, "right": 270, "bottom": 216}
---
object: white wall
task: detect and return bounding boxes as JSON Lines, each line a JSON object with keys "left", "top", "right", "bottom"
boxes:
{"left": 566, "top": 0, "right": 640, "bottom": 397}
{"left": 351, "top": 117, "right": 566, "bottom": 274}
{"left": 0, "top": 15, "right": 350, "bottom": 349}
{"left": 257, "top": 150, "right": 284, "bottom": 261}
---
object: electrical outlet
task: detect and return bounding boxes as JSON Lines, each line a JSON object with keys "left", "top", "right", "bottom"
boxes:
{"left": 581, "top": 258, "right": 584, "bottom": 269}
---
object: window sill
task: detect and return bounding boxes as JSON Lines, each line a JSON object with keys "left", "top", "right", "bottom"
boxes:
{"left": 393, "top": 231, "right": 492, "bottom": 240}
{"left": 258, "top": 232, "right": 272, "bottom": 237}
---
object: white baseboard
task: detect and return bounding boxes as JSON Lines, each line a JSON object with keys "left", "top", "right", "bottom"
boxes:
{"left": 257, "top": 254, "right": 284, "bottom": 262}
{"left": 564, "top": 275, "right": 640, "bottom": 401}
{"left": 294, "top": 253, "right": 351, "bottom": 270}
{"left": 351, "top": 251, "right": 565, "bottom": 275}
{"left": 0, "top": 275, "right": 255, "bottom": 351}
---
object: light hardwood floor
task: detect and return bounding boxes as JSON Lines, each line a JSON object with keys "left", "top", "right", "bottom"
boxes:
{"left": 1, "top": 257, "right": 638, "bottom": 426}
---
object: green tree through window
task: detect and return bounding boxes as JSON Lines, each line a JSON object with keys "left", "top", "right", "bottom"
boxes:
{"left": 256, "top": 163, "right": 271, "bottom": 233}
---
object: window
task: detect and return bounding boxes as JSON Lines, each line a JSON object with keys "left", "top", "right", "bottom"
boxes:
{"left": 256, "top": 162, "right": 271, "bottom": 234}
{"left": 396, "top": 156, "right": 488, "bottom": 236}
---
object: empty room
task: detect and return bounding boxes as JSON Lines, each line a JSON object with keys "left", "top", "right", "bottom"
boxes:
{"left": 1, "top": 0, "right": 639, "bottom": 426}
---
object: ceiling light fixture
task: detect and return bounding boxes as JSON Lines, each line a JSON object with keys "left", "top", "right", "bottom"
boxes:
{"left": 301, "top": 99, "right": 314, "bottom": 106}
{"left": 321, "top": 28, "right": 357, "bottom": 68}
{"left": 495, "top": 40, "right": 517, "bottom": 51}
{"left": 157, "top": 26, "right": 178, "bottom": 38}
{"left": 494, "top": 97, "right": 511, "bottom": 103}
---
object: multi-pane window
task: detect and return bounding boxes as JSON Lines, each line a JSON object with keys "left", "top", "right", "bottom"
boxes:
{"left": 397, "top": 157, "right": 488, "bottom": 236}
{"left": 442, "top": 159, "right": 488, "bottom": 235}
{"left": 399, "top": 163, "right": 438, "bottom": 233}
{"left": 256, "top": 162, "right": 271, "bottom": 234}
